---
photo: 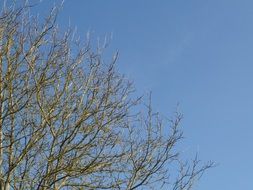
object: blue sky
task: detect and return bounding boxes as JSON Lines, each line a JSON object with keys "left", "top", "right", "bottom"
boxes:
{"left": 38, "top": 0, "right": 253, "bottom": 189}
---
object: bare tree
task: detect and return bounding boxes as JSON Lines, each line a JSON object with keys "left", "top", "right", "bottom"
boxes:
{"left": 0, "top": 2, "right": 213, "bottom": 190}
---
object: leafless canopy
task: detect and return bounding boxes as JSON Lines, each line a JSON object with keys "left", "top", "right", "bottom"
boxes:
{"left": 0, "top": 1, "right": 213, "bottom": 190}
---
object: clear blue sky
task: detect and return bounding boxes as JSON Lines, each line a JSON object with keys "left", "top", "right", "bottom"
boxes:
{"left": 39, "top": 0, "right": 253, "bottom": 189}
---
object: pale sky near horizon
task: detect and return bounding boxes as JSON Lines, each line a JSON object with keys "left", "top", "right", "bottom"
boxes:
{"left": 36, "top": 0, "right": 253, "bottom": 189}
